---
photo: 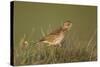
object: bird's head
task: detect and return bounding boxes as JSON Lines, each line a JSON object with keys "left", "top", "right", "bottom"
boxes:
{"left": 63, "top": 20, "right": 72, "bottom": 31}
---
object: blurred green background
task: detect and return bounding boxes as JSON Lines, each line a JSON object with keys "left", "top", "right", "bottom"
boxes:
{"left": 14, "top": 1, "right": 97, "bottom": 45}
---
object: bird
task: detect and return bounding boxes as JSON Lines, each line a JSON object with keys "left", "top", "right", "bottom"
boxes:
{"left": 34, "top": 20, "right": 72, "bottom": 47}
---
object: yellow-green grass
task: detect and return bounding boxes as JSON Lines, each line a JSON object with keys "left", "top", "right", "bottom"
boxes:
{"left": 14, "top": 27, "right": 97, "bottom": 66}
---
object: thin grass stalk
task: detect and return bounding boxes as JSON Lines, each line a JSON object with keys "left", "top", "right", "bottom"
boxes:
{"left": 47, "top": 24, "right": 52, "bottom": 34}
{"left": 86, "top": 31, "right": 96, "bottom": 51}
{"left": 89, "top": 40, "right": 97, "bottom": 61}
{"left": 41, "top": 27, "right": 46, "bottom": 37}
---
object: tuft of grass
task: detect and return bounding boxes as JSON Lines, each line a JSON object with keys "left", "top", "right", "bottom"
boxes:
{"left": 14, "top": 25, "right": 97, "bottom": 66}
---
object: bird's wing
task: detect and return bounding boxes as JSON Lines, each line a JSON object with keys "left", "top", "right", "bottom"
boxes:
{"left": 49, "top": 27, "right": 63, "bottom": 35}
{"left": 39, "top": 27, "right": 63, "bottom": 42}
{"left": 39, "top": 34, "right": 58, "bottom": 42}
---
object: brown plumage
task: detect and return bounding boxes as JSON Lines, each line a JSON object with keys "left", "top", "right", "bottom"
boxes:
{"left": 36, "top": 20, "right": 72, "bottom": 46}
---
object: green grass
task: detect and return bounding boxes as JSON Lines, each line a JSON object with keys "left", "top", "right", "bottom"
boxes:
{"left": 14, "top": 27, "right": 97, "bottom": 66}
